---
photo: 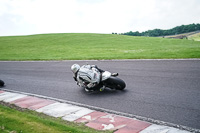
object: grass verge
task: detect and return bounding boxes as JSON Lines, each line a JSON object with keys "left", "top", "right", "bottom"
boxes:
{"left": 0, "top": 33, "right": 200, "bottom": 60}
{"left": 0, "top": 102, "right": 112, "bottom": 133}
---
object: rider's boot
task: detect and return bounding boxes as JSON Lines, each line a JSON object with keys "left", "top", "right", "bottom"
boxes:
{"left": 84, "top": 88, "right": 90, "bottom": 92}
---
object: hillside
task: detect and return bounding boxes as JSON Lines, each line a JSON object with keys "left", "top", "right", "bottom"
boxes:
{"left": 188, "top": 32, "right": 200, "bottom": 41}
{"left": 0, "top": 33, "right": 200, "bottom": 60}
{"left": 163, "top": 30, "right": 200, "bottom": 39}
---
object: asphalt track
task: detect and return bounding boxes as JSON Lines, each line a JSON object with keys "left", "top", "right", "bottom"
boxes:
{"left": 0, "top": 60, "right": 200, "bottom": 130}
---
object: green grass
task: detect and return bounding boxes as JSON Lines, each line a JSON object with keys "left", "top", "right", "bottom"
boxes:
{"left": 0, "top": 103, "right": 111, "bottom": 133}
{"left": 0, "top": 33, "right": 200, "bottom": 60}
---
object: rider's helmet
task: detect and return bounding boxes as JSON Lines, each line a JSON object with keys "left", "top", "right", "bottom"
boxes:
{"left": 71, "top": 64, "right": 80, "bottom": 74}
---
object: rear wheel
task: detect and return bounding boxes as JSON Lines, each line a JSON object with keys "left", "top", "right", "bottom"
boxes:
{"left": 104, "top": 76, "right": 126, "bottom": 90}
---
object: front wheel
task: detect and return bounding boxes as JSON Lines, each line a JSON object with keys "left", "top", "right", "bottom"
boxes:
{"left": 103, "top": 76, "right": 126, "bottom": 90}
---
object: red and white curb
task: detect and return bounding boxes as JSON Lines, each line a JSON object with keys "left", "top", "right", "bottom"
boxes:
{"left": 0, "top": 90, "right": 196, "bottom": 133}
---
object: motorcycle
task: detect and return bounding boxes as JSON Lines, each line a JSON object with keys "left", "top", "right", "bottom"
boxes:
{"left": 74, "top": 70, "right": 126, "bottom": 91}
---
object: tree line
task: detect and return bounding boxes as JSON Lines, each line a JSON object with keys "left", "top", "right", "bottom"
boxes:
{"left": 119, "top": 23, "right": 200, "bottom": 37}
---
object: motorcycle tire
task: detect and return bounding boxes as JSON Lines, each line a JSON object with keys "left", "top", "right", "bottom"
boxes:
{"left": 104, "top": 76, "right": 126, "bottom": 90}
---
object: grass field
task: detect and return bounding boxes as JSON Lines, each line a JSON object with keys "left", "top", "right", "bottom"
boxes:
{"left": 0, "top": 33, "right": 200, "bottom": 60}
{"left": 0, "top": 102, "right": 111, "bottom": 133}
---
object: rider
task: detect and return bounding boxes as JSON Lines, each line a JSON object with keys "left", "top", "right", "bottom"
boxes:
{"left": 71, "top": 64, "right": 105, "bottom": 92}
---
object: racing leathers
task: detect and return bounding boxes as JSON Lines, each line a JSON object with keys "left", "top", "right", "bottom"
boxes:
{"left": 73, "top": 65, "right": 104, "bottom": 90}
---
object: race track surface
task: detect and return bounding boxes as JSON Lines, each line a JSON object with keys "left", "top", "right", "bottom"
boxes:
{"left": 0, "top": 60, "right": 200, "bottom": 129}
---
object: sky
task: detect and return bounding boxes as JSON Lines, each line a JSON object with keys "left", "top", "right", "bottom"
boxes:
{"left": 0, "top": 0, "right": 200, "bottom": 36}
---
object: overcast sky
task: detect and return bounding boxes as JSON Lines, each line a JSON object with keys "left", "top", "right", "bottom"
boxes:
{"left": 0, "top": 0, "right": 200, "bottom": 36}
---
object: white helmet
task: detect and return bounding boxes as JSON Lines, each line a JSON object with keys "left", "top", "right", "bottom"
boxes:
{"left": 71, "top": 64, "right": 80, "bottom": 73}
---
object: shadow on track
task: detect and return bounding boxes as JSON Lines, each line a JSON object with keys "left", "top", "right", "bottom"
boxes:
{"left": 80, "top": 87, "right": 128, "bottom": 97}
